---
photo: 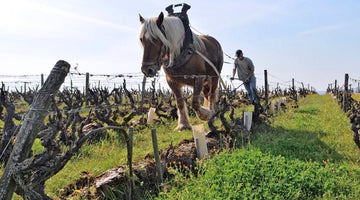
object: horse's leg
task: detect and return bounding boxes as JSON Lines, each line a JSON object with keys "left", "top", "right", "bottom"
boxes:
{"left": 209, "top": 77, "right": 219, "bottom": 111}
{"left": 202, "top": 82, "right": 210, "bottom": 109}
{"left": 170, "top": 83, "right": 191, "bottom": 131}
{"left": 193, "top": 78, "right": 212, "bottom": 120}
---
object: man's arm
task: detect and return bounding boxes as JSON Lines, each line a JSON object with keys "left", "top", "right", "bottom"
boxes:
{"left": 232, "top": 67, "right": 236, "bottom": 79}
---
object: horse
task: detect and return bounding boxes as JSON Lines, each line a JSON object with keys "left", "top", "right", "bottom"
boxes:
{"left": 139, "top": 12, "right": 223, "bottom": 131}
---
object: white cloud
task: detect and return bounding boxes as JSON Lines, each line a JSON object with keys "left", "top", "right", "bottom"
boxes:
{"left": 0, "top": 0, "right": 137, "bottom": 38}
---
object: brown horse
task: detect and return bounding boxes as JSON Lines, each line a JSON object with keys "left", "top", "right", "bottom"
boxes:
{"left": 139, "top": 12, "right": 223, "bottom": 131}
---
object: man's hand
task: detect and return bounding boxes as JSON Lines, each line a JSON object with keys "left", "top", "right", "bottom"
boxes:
{"left": 230, "top": 77, "right": 234, "bottom": 81}
{"left": 245, "top": 78, "right": 250, "bottom": 83}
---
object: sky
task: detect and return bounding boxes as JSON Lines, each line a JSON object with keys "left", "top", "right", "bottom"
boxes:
{"left": 0, "top": 0, "right": 359, "bottom": 91}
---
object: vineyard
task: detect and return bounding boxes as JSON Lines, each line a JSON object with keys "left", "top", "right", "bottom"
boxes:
{"left": 0, "top": 60, "right": 359, "bottom": 199}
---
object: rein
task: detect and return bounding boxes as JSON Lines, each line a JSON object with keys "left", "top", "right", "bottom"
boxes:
{"left": 195, "top": 50, "right": 227, "bottom": 90}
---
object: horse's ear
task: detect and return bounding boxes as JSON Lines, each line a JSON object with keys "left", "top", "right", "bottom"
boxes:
{"left": 156, "top": 12, "right": 164, "bottom": 27}
{"left": 139, "top": 14, "right": 145, "bottom": 24}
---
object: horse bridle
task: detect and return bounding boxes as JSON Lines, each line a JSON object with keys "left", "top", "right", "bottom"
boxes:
{"left": 141, "top": 25, "right": 167, "bottom": 71}
{"left": 141, "top": 45, "right": 166, "bottom": 70}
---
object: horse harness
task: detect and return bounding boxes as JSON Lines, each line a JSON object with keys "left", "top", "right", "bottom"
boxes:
{"left": 153, "top": 24, "right": 195, "bottom": 71}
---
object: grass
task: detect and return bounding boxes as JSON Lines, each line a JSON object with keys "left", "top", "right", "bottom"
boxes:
{"left": 158, "top": 149, "right": 360, "bottom": 199}
{"left": 157, "top": 94, "right": 360, "bottom": 199}
{"left": 2, "top": 94, "right": 360, "bottom": 199}
{"left": 352, "top": 93, "right": 360, "bottom": 101}
{"left": 253, "top": 94, "right": 358, "bottom": 162}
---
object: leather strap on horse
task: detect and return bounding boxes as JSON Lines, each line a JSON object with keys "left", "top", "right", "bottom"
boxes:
{"left": 165, "top": 47, "right": 194, "bottom": 70}
{"left": 195, "top": 50, "right": 227, "bottom": 90}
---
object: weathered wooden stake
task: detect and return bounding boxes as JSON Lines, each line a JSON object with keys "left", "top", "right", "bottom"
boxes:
{"left": 343, "top": 73, "right": 349, "bottom": 112}
{"left": 41, "top": 74, "right": 44, "bottom": 86}
{"left": 141, "top": 76, "right": 146, "bottom": 120}
{"left": 264, "top": 70, "right": 268, "bottom": 106}
{"left": 0, "top": 60, "right": 70, "bottom": 200}
{"left": 127, "top": 127, "right": 134, "bottom": 200}
{"left": 335, "top": 80, "right": 337, "bottom": 92}
{"left": 151, "top": 129, "right": 163, "bottom": 185}
{"left": 85, "top": 72, "right": 90, "bottom": 105}
{"left": 292, "top": 78, "right": 297, "bottom": 101}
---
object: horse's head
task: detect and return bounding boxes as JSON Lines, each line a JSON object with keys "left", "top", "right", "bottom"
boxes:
{"left": 139, "top": 12, "right": 167, "bottom": 77}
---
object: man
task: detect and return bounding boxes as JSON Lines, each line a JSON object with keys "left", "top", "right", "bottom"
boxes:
{"left": 231, "top": 49, "right": 258, "bottom": 104}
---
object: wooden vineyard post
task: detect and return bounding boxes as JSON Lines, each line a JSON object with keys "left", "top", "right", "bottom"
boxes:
{"left": 301, "top": 82, "right": 305, "bottom": 93}
{"left": 151, "top": 129, "right": 163, "bottom": 185}
{"left": 335, "top": 80, "right": 337, "bottom": 94}
{"left": 292, "top": 78, "right": 297, "bottom": 102}
{"left": 85, "top": 72, "right": 90, "bottom": 105}
{"left": 141, "top": 76, "right": 146, "bottom": 120}
{"left": 0, "top": 60, "right": 70, "bottom": 200}
{"left": 343, "top": 73, "right": 349, "bottom": 112}
{"left": 127, "top": 127, "right": 134, "bottom": 200}
{"left": 41, "top": 73, "right": 44, "bottom": 86}
{"left": 264, "top": 70, "right": 268, "bottom": 106}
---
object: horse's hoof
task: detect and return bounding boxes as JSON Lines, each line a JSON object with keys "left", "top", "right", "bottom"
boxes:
{"left": 198, "top": 114, "right": 209, "bottom": 121}
{"left": 175, "top": 124, "right": 191, "bottom": 131}
{"left": 197, "top": 107, "right": 213, "bottom": 121}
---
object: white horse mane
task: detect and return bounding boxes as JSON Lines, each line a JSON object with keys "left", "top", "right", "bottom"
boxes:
{"left": 140, "top": 15, "right": 205, "bottom": 66}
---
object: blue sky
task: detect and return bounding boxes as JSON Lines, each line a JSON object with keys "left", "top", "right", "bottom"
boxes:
{"left": 0, "top": 0, "right": 359, "bottom": 91}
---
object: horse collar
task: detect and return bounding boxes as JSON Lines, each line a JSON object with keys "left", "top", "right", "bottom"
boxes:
{"left": 165, "top": 46, "right": 195, "bottom": 70}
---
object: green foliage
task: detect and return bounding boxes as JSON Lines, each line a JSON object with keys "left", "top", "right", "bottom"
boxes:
{"left": 156, "top": 94, "right": 360, "bottom": 199}
{"left": 158, "top": 150, "right": 360, "bottom": 200}
{"left": 32, "top": 138, "right": 45, "bottom": 155}
{"left": 352, "top": 93, "right": 360, "bottom": 101}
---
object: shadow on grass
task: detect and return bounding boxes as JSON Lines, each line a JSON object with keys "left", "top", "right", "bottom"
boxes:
{"left": 251, "top": 123, "right": 344, "bottom": 163}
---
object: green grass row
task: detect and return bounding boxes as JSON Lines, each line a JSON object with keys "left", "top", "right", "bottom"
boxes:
{"left": 352, "top": 93, "right": 360, "bottom": 101}
{"left": 156, "top": 94, "right": 360, "bottom": 199}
